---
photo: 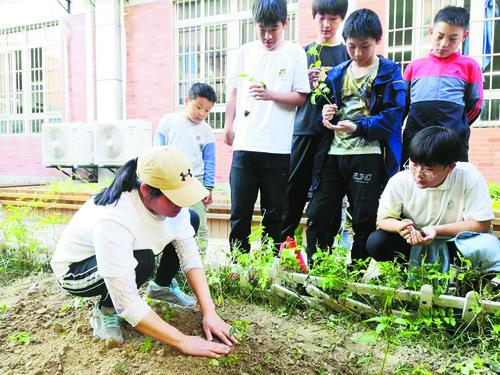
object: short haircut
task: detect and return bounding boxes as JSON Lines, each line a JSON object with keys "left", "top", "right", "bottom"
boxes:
{"left": 434, "top": 6, "right": 470, "bottom": 29}
{"left": 188, "top": 83, "right": 217, "bottom": 103}
{"left": 312, "top": 0, "right": 348, "bottom": 19}
{"left": 252, "top": 0, "right": 287, "bottom": 27}
{"left": 409, "top": 126, "right": 464, "bottom": 167}
{"left": 342, "top": 8, "right": 383, "bottom": 42}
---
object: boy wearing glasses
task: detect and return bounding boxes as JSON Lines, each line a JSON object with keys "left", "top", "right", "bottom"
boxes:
{"left": 367, "top": 126, "right": 497, "bottom": 265}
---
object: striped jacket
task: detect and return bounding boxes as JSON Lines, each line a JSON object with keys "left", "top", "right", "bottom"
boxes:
{"left": 403, "top": 51, "right": 483, "bottom": 158}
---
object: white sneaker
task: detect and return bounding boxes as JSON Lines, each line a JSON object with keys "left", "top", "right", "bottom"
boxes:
{"left": 145, "top": 279, "right": 196, "bottom": 308}
{"left": 89, "top": 305, "right": 123, "bottom": 343}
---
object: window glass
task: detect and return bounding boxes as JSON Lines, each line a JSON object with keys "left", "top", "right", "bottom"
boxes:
{"left": 0, "top": 21, "right": 60, "bottom": 135}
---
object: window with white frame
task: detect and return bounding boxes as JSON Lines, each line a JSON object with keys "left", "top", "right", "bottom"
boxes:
{"left": 175, "top": 0, "right": 298, "bottom": 130}
{"left": 387, "top": 0, "right": 500, "bottom": 127}
{"left": 0, "top": 21, "right": 62, "bottom": 135}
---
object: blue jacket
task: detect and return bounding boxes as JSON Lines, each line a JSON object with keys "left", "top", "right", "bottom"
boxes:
{"left": 311, "top": 56, "right": 406, "bottom": 191}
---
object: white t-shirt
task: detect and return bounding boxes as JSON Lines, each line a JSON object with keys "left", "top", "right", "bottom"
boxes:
{"left": 51, "top": 190, "right": 199, "bottom": 278}
{"left": 377, "top": 162, "right": 494, "bottom": 228}
{"left": 51, "top": 190, "right": 202, "bottom": 327}
{"left": 229, "top": 40, "right": 310, "bottom": 154}
{"left": 155, "top": 113, "right": 214, "bottom": 179}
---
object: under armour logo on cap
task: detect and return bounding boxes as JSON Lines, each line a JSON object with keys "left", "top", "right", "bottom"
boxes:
{"left": 180, "top": 169, "right": 193, "bottom": 181}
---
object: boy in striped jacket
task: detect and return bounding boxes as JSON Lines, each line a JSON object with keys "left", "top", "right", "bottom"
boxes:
{"left": 402, "top": 6, "right": 483, "bottom": 163}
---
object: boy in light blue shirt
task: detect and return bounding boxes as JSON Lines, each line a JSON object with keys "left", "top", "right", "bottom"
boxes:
{"left": 155, "top": 82, "right": 217, "bottom": 254}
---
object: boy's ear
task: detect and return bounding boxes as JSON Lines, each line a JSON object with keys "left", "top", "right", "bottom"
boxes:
{"left": 428, "top": 26, "right": 433, "bottom": 36}
{"left": 446, "top": 162, "right": 457, "bottom": 174}
{"left": 462, "top": 30, "right": 469, "bottom": 39}
{"left": 184, "top": 97, "right": 190, "bottom": 105}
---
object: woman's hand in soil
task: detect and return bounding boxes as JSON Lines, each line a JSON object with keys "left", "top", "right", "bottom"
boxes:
{"left": 178, "top": 335, "right": 231, "bottom": 358}
{"left": 202, "top": 311, "right": 239, "bottom": 346}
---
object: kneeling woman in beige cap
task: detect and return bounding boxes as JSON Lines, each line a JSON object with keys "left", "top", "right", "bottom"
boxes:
{"left": 51, "top": 146, "right": 236, "bottom": 358}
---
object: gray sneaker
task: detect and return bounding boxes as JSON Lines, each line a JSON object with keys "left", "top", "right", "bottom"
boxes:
{"left": 146, "top": 278, "right": 196, "bottom": 308}
{"left": 89, "top": 305, "right": 123, "bottom": 343}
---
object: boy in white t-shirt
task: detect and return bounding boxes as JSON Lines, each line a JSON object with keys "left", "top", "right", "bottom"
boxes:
{"left": 223, "top": 0, "right": 310, "bottom": 252}
{"left": 367, "top": 126, "right": 497, "bottom": 269}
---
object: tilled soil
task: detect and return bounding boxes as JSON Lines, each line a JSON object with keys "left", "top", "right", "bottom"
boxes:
{"left": 0, "top": 274, "right": 467, "bottom": 375}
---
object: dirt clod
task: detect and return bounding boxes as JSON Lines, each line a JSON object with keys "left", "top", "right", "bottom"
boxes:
{"left": 53, "top": 322, "right": 64, "bottom": 334}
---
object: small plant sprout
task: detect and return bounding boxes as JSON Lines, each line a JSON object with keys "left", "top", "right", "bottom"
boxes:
{"left": 208, "top": 358, "right": 220, "bottom": 367}
{"left": 310, "top": 82, "right": 333, "bottom": 106}
{"left": 306, "top": 43, "right": 335, "bottom": 105}
{"left": 0, "top": 303, "right": 7, "bottom": 318}
{"left": 7, "top": 331, "right": 32, "bottom": 345}
{"left": 238, "top": 73, "right": 267, "bottom": 117}
{"left": 230, "top": 319, "right": 249, "bottom": 340}
{"left": 139, "top": 336, "right": 155, "bottom": 353}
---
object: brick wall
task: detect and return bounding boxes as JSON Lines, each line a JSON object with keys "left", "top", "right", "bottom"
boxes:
{"left": 351, "top": 0, "right": 387, "bottom": 55}
{"left": 66, "top": 13, "right": 88, "bottom": 123}
{"left": 298, "top": 0, "right": 315, "bottom": 46}
{"left": 0, "top": 13, "right": 87, "bottom": 180}
{"left": 469, "top": 127, "right": 500, "bottom": 183}
{"left": 125, "top": 1, "right": 175, "bottom": 131}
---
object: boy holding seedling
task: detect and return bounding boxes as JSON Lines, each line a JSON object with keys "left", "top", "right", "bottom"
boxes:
{"left": 281, "top": 0, "right": 350, "bottom": 243}
{"left": 367, "top": 126, "right": 499, "bottom": 273}
{"left": 155, "top": 82, "right": 216, "bottom": 257}
{"left": 402, "top": 6, "right": 483, "bottom": 163}
{"left": 307, "top": 9, "right": 405, "bottom": 262}
{"left": 223, "top": 0, "right": 310, "bottom": 252}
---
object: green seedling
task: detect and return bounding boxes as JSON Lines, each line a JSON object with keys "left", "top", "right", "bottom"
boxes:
{"left": 7, "top": 331, "right": 32, "bottom": 345}
{"left": 139, "top": 336, "right": 155, "bottom": 353}
{"left": 0, "top": 303, "right": 7, "bottom": 318}
{"left": 208, "top": 358, "right": 220, "bottom": 367}
{"left": 238, "top": 73, "right": 267, "bottom": 117}
{"left": 59, "top": 304, "right": 72, "bottom": 314}
{"left": 229, "top": 319, "right": 249, "bottom": 340}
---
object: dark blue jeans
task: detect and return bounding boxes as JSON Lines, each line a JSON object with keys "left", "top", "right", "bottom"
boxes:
{"left": 229, "top": 150, "right": 290, "bottom": 252}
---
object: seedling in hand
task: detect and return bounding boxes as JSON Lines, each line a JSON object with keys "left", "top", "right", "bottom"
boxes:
{"left": 238, "top": 73, "right": 267, "bottom": 117}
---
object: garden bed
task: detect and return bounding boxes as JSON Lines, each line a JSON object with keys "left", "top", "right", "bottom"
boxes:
{"left": 1, "top": 273, "right": 493, "bottom": 375}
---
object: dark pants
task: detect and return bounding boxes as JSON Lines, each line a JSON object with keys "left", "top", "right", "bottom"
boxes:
{"left": 306, "top": 154, "right": 383, "bottom": 262}
{"left": 229, "top": 150, "right": 290, "bottom": 252}
{"left": 366, "top": 229, "right": 458, "bottom": 263}
{"left": 59, "top": 209, "right": 199, "bottom": 308}
{"left": 281, "top": 135, "right": 342, "bottom": 243}
{"left": 366, "top": 229, "right": 412, "bottom": 262}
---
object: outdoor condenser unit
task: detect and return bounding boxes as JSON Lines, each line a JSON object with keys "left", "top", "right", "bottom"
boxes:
{"left": 94, "top": 120, "right": 152, "bottom": 166}
{"left": 41, "top": 122, "right": 94, "bottom": 166}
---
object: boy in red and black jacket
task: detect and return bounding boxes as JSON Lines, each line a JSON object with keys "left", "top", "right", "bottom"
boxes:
{"left": 402, "top": 6, "right": 483, "bottom": 163}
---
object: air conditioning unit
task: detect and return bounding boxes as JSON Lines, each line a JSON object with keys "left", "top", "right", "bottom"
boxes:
{"left": 41, "top": 122, "right": 94, "bottom": 166}
{"left": 94, "top": 120, "right": 152, "bottom": 166}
